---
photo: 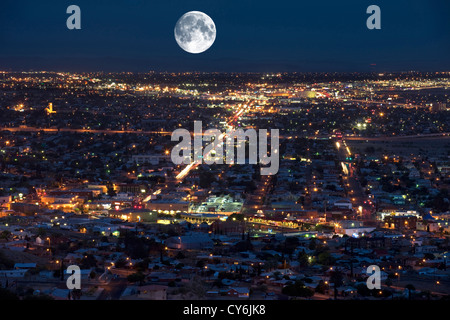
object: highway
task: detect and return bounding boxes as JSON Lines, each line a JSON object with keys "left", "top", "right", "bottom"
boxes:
{"left": 335, "top": 98, "right": 423, "bottom": 109}
{"left": 4, "top": 126, "right": 447, "bottom": 142}
{"left": 343, "top": 132, "right": 450, "bottom": 141}
{"left": 0, "top": 126, "right": 172, "bottom": 136}
{"left": 335, "top": 139, "right": 367, "bottom": 210}
{"left": 175, "top": 103, "right": 250, "bottom": 180}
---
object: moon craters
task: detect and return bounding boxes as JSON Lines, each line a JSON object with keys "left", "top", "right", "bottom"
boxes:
{"left": 174, "top": 11, "right": 216, "bottom": 54}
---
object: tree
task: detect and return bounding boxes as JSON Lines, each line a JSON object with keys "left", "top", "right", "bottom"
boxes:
{"left": 368, "top": 161, "right": 378, "bottom": 170}
{"left": 297, "top": 251, "right": 309, "bottom": 267}
{"left": 405, "top": 284, "right": 415, "bottom": 300}
{"left": 385, "top": 278, "right": 393, "bottom": 287}
{"left": 424, "top": 253, "right": 435, "bottom": 260}
{"left": 80, "top": 254, "right": 97, "bottom": 269}
{"left": 263, "top": 259, "right": 278, "bottom": 272}
{"left": 356, "top": 283, "right": 372, "bottom": 297}
{"left": 121, "top": 233, "right": 156, "bottom": 259}
{"left": 232, "top": 239, "right": 253, "bottom": 252}
{"left": 281, "top": 280, "right": 314, "bottom": 298}
{"left": 273, "top": 271, "right": 282, "bottom": 280}
{"left": 196, "top": 260, "right": 206, "bottom": 268}
{"left": 317, "top": 251, "right": 333, "bottom": 266}
{"left": 168, "top": 281, "right": 176, "bottom": 287}
{"left": 0, "top": 251, "right": 14, "bottom": 269}
{"left": 115, "top": 258, "right": 127, "bottom": 268}
{"left": 227, "top": 213, "right": 244, "bottom": 222}
{"left": 127, "top": 272, "right": 145, "bottom": 284}
{"left": 52, "top": 269, "right": 61, "bottom": 278}
{"left": 107, "top": 184, "right": 116, "bottom": 198}
{"left": 329, "top": 270, "right": 344, "bottom": 300}
{"left": 199, "top": 170, "right": 216, "bottom": 188}
{"left": 37, "top": 228, "right": 47, "bottom": 238}
{"left": 135, "top": 259, "right": 150, "bottom": 272}
{"left": 186, "top": 276, "right": 206, "bottom": 298}
{"left": 308, "top": 238, "right": 317, "bottom": 250}
{"left": 0, "top": 230, "right": 11, "bottom": 241}
{"left": 315, "top": 280, "right": 329, "bottom": 294}
{"left": 175, "top": 251, "right": 186, "bottom": 260}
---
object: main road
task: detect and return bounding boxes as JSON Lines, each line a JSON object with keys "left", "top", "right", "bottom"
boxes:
{"left": 0, "top": 126, "right": 172, "bottom": 136}
{"left": 175, "top": 103, "right": 251, "bottom": 180}
{"left": 335, "top": 139, "right": 367, "bottom": 210}
{"left": 334, "top": 98, "right": 423, "bottom": 109}
{"left": 344, "top": 132, "right": 450, "bottom": 141}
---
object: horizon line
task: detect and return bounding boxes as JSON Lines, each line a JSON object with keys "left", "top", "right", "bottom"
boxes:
{"left": 1, "top": 70, "right": 450, "bottom": 75}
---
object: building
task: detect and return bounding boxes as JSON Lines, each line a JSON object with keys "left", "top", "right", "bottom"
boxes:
{"left": 227, "top": 287, "right": 250, "bottom": 299}
{"left": 333, "top": 199, "right": 352, "bottom": 210}
{"left": 335, "top": 225, "right": 376, "bottom": 237}
{"left": 121, "top": 285, "right": 168, "bottom": 300}
{"left": 181, "top": 213, "right": 227, "bottom": 225}
{"left": 116, "top": 183, "right": 148, "bottom": 194}
{"left": 190, "top": 195, "right": 244, "bottom": 215}
{"left": 9, "top": 202, "right": 39, "bottom": 215}
{"left": 110, "top": 208, "right": 158, "bottom": 223}
{"left": 165, "top": 233, "right": 214, "bottom": 250}
{"left": 384, "top": 215, "right": 417, "bottom": 230}
{"left": 40, "top": 194, "right": 80, "bottom": 212}
{"left": 377, "top": 210, "right": 420, "bottom": 221}
{"left": 146, "top": 200, "right": 189, "bottom": 213}
{"left": 0, "top": 196, "right": 12, "bottom": 210}
{"left": 131, "top": 154, "right": 170, "bottom": 165}
{"left": 0, "top": 269, "right": 28, "bottom": 278}
{"left": 430, "top": 102, "right": 447, "bottom": 112}
{"left": 345, "top": 237, "right": 391, "bottom": 250}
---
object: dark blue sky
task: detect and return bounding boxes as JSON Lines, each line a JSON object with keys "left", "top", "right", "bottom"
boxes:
{"left": 0, "top": 0, "right": 449, "bottom": 72}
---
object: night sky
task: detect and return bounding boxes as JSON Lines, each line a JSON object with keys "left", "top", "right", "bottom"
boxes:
{"left": 0, "top": 0, "right": 449, "bottom": 72}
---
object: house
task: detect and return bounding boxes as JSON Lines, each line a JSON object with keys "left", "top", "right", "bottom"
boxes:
{"left": 138, "top": 285, "right": 167, "bottom": 300}
{"left": 147, "top": 271, "right": 177, "bottom": 283}
{"left": 333, "top": 199, "right": 352, "bottom": 210}
{"left": 221, "top": 279, "right": 236, "bottom": 286}
{"left": 0, "top": 269, "right": 28, "bottom": 278}
{"left": 165, "top": 234, "right": 213, "bottom": 250}
{"left": 46, "top": 287, "right": 70, "bottom": 300}
{"left": 417, "top": 267, "right": 437, "bottom": 275}
{"left": 64, "top": 253, "right": 84, "bottom": 264}
{"left": 335, "top": 226, "right": 376, "bottom": 237}
{"left": 121, "top": 284, "right": 168, "bottom": 300}
{"left": 14, "top": 263, "right": 36, "bottom": 270}
{"left": 227, "top": 287, "right": 250, "bottom": 299}
{"left": 206, "top": 290, "right": 220, "bottom": 297}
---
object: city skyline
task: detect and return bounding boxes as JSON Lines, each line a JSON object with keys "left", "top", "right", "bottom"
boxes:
{"left": 0, "top": 69, "right": 449, "bottom": 302}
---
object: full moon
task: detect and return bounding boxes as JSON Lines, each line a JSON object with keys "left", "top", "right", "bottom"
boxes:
{"left": 174, "top": 11, "right": 216, "bottom": 54}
